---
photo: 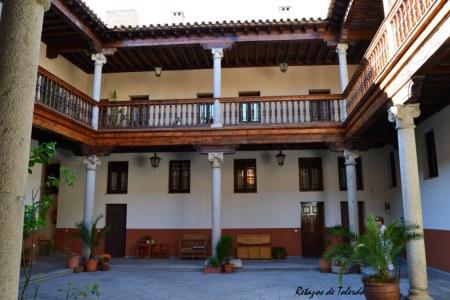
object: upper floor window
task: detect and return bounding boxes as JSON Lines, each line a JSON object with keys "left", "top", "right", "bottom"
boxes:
{"left": 309, "top": 89, "right": 331, "bottom": 121}
{"left": 298, "top": 158, "right": 323, "bottom": 191}
{"left": 197, "top": 93, "right": 214, "bottom": 124}
{"left": 234, "top": 159, "right": 257, "bottom": 193}
{"left": 130, "top": 95, "right": 149, "bottom": 101}
{"left": 238, "top": 91, "right": 260, "bottom": 123}
{"left": 425, "top": 130, "right": 438, "bottom": 178}
{"left": 107, "top": 161, "right": 128, "bottom": 194}
{"left": 169, "top": 160, "right": 190, "bottom": 193}
{"left": 337, "top": 157, "right": 364, "bottom": 190}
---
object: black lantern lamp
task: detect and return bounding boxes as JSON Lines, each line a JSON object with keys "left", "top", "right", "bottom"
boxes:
{"left": 149, "top": 153, "right": 161, "bottom": 168}
{"left": 275, "top": 150, "right": 286, "bottom": 166}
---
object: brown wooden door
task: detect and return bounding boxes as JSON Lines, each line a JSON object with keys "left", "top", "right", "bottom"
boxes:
{"left": 301, "top": 202, "right": 325, "bottom": 257}
{"left": 340, "top": 201, "right": 365, "bottom": 234}
{"left": 105, "top": 204, "right": 127, "bottom": 257}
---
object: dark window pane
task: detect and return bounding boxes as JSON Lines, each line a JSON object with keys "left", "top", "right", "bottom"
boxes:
{"left": 425, "top": 130, "right": 438, "bottom": 178}
{"left": 234, "top": 159, "right": 257, "bottom": 193}
{"left": 389, "top": 152, "right": 397, "bottom": 187}
{"left": 298, "top": 158, "right": 323, "bottom": 191}
{"left": 107, "top": 161, "right": 128, "bottom": 194}
{"left": 169, "top": 160, "right": 190, "bottom": 193}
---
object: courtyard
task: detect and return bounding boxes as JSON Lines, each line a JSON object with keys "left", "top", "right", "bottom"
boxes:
{"left": 21, "top": 258, "right": 450, "bottom": 300}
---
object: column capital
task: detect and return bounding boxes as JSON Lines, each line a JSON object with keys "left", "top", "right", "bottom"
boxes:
{"left": 336, "top": 43, "right": 348, "bottom": 55}
{"left": 208, "top": 152, "right": 224, "bottom": 167}
{"left": 83, "top": 155, "right": 101, "bottom": 170}
{"left": 344, "top": 150, "right": 360, "bottom": 166}
{"left": 388, "top": 104, "right": 421, "bottom": 130}
{"left": 211, "top": 48, "right": 224, "bottom": 60}
{"left": 91, "top": 53, "right": 107, "bottom": 66}
{"left": 38, "top": 0, "right": 51, "bottom": 12}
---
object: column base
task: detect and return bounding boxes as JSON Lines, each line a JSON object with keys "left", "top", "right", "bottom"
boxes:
{"left": 407, "top": 288, "right": 433, "bottom": 300}
{"left": 211, "top": 123, "right": 223, "bottom": 128}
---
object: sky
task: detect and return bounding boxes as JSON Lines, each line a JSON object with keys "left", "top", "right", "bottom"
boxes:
{"left": 82, "top": 0, "right": 331, "bottom": 27}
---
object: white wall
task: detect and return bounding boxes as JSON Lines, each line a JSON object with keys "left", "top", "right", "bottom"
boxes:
{"left": 414, "top": 105, "right": 450, "bottom": 230}
{"left": 56, "top": 148, "right": 390, "bottom": 229}
{"left": 38, "top": 43, "right": 91, "bottom": 94}
{"left": 99, "top": 65, "right": 358, "bottom": 100}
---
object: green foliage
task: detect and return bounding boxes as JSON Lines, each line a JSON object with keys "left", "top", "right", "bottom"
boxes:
{"left": 24, "top": 143, "right": 76, "bottom": 238}
{"left": 207, "top": 256, "right": 221, "bottom": 268}
{"left": 326, "top": 225, "right": 355, "bottom": 241}
{"left": 216, "top": 235, "right": 234, "bottom": 263}
{"left": 323, "top": 243, "right": 354, "bottom": 286}
{"left": 353, "top": 215, "right": 423, "bottom": 283}
{"left": 74, "top": 215, "right": 110, "bottom": 259}
{"left": 58, "top": 281, "right": 100, "bottom": 300}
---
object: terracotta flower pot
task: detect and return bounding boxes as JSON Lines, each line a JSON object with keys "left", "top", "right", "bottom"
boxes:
{"left": 203, "top": 267, "right": 221, "bottom": 273}
{"left": 363, "top": 279, "right": 400, "bottom": 300}
{"left": 319, "top": 259, "right": 331, "bottom": 273}
{"left": 223, "top": 264, "right": 234, "bottom": 273}
{"left": 85, "top": 259, "right": 98, "bottom": 272}
{"left": 100, "top": 262, "right": 111, "bottom": 271}
{"left": 67, "top": 255, "right": 80, "bottom": 269}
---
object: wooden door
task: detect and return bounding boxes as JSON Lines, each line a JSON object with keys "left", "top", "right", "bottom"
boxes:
{"left": 105, "top": 204, "right": 127, "bottom": 257}
{"left": 301, "top": 202, "right": 325, "bottom": 257}
{"left": 340, "top": 201, "right": 365, "bottom": 234}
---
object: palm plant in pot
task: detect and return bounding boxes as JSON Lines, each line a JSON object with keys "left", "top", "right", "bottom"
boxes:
{"left": 74, "top": 215, "right": 109, "bottom": 272}
{"left": 352, "top": 215, "right": 423, "bottom": 300}
{"left": 216, "top": 236, "right": 234, "bottom": 273}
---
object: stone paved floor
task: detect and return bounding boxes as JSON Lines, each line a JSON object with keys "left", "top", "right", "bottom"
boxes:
{"left": 22, "top": 267, "right": 450, "bottom": 300}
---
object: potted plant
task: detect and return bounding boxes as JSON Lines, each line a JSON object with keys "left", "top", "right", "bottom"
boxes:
{"left": 204, "top": 256, "right": 221, "bottom": 273}
{"left": 216, "top": 236, "right": 234, "bottom": 273}
{"left": 323, "top": 243, "right": 353, "bottom": 282}
{"left": 271, "top": 247, "right": 287, "bottom": 259}
{"left": 319, "top": 256, "right": 331, "bottom": 273}
{"left": 74, "top": 215, "right": 109, "bottom": 272}
{"left": 67, "top": 253, "right": 80, "bottom": 269}
{"left": 326, "top": 225, "right": 350, "bottom": 249}
{"left": 98, "top": 253, "right": 112, "bottom": 271}
{"left": 352, "top": 215, "right": 422, "bottom": 300}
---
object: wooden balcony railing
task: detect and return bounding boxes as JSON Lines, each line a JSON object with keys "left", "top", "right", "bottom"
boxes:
{"left": 35, "top": 67, "right": 96, "bottom": 126}
{"left": 345, "top": 0, "right": 438, "bottom": 115}
{"left": 98, "top": 95, "right": 344, "bottom": 129}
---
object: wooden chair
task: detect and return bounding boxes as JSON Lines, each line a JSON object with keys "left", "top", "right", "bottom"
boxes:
{"left": 178, "top": 234, "right": 207, "bottom": 259}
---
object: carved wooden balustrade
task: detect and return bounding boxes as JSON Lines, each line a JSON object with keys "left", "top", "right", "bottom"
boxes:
{"left": 97, "top": 95, "right": 344, "bottom": 129}
{"left": 345, "top": 0, "right": 438, "bottom": 115}
{"left": 35, "top": 67, "right": 95, "bottom": 126}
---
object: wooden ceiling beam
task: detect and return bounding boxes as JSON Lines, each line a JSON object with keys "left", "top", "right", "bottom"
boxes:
{"left": 103, "top": 32, "right": 337, "bottom": 49}
{"left": 50, "top": 0, "right": 102, "bottom": 50}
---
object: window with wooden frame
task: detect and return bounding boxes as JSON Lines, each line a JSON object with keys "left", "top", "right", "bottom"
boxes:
{"left": 337, "top": 157, "right": 364, "bottom": 191}
{"left": 238, "top": 91, "right": 260, "bottom": 123}
{"left": 197, "top": 93, "right": 214, "bottom": 125}
{"left": 389, "top": 152, "right": 397, "bottom": 188}
{"left": 425, "top": 130, "right": 438, "bottom": 178}
{"left": 234, "top": 159, "right": 257, "bottom": 193}
{"left": 107, "top": 161, "right": 128, "bottom": 194}
{"left": 298, "top": 158, "right": 323, "bottom": 191}
{"left": 169, "top": 160, "right": 190, "bottom": 193}
{"left": 309, "top": 89, "right": 331, "bottom": 121}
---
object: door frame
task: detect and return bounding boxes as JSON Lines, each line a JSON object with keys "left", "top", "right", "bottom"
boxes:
{"left": 300, "top": 201, "right": 325, "bottom": 257}
{"left": 105, "top": 204, "right": 127, "bottom": 257}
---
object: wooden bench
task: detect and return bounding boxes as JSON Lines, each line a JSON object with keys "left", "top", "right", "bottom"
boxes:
{"left": 236, "top": 234, "right": 272, "bottom": 259}
{"left": 178, "top": 234, "right": 207, "bottom": 259}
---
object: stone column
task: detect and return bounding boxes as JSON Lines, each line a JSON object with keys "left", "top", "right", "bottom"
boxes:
{"left": 208, "top": 152, "right": 224, "bottom": 256}
{"left": 82, "top": 155, "right": 100, "bottom": 257}
{"left": 336, "top": 43, "right": 349, "bottom": 121}
{"left": 91, "top": 53, "right": 106, "bottom": 129}
{"left": 382, "top": 0, "right": 393, "bottom": 16}
{"left": 211, "top": 48, "right": 223, "bottom": 128}
{"left": 0, "top": 0, "right": 51, "bottom": 298}
{"left": 388, "top": 104, "right": 432, "bottom": 300}
{"left": 344, "top": 150, "right": 360, "bottom": 236}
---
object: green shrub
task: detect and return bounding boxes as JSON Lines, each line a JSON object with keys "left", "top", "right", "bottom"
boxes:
{"left": 272, "top": 247, "right": 287, "bottom": 259}
{"left": 207, "top": 256, "right": 221, "bottom": 268}
{"left": 216, "top": 236, "right": 234, "bottom": 263}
